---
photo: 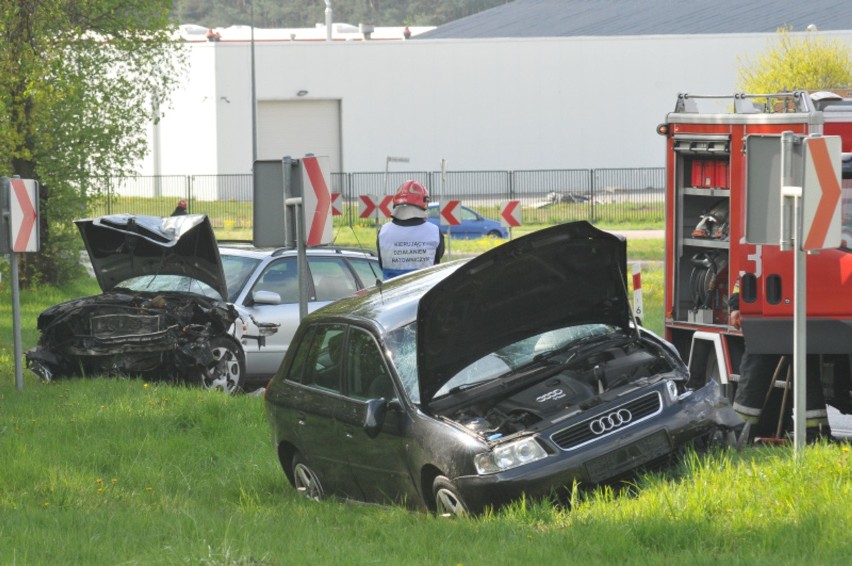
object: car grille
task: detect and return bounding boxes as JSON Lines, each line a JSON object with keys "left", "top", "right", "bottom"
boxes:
{"left": 550, "top": 391, "right": 663, "bottom": 451}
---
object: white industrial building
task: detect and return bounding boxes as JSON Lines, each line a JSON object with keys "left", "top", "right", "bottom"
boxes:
{"left": 142, "top": 0, "right": 852, "bottom": 186}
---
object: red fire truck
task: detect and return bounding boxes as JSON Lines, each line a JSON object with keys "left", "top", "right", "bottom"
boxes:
{"left": 658, "top": 90, "right": 852, "bottom": 418}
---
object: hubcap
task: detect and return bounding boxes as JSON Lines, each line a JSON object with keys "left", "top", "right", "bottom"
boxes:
{"left": 204, "top": 345, "right": 240, "bottom": 393}
{"left": 293, "top": 463, "right": 322, "bottom": 501}
{"left": 435, "top": 487, "right": 467, "bottom": 517}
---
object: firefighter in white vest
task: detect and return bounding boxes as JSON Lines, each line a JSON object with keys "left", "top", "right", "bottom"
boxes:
{"left": 377, "top": 180, "right": 445, "bottom": 279}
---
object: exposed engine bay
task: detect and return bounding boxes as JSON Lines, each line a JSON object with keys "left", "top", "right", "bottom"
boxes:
{"left": 26, "top": 290, "right": 239, "bottom": 382}
{"left": 444, "top": 337, "right": 683, "bottom": 440}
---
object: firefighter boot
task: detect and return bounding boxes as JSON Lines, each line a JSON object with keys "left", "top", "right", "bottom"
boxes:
{"left": 805, "top": 423, "right": 835, "bottom": 445}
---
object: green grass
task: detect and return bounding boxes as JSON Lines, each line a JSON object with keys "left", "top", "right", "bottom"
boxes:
{"left": 1, "top": 378, "right": 850, "bottom": 564}
{"left": 3, "top": 244, "right": 852, "bottom": 563}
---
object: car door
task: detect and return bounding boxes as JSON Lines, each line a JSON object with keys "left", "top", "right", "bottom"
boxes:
{"left": 283, "top": 324, "right": 362, "bottom": 497}
{"left": 238, "top": 257, "right": 305, "bottom": 377}
{"left": 456, "top": 206, "right": 485, "bottom": 239}
{"left": 335, "top": 327, "right": 417, "bottom": 505}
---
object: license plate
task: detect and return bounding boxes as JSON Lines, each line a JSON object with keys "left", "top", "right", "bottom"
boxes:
{"left": 585, "top": 430, "right": 672, "bottom": 483}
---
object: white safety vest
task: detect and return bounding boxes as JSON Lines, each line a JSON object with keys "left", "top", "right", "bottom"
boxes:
{"left": 378, "top": 222, "right": 441, "bottom": 277}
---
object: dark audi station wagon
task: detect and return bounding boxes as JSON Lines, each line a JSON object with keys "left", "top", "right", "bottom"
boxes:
{"left": 264, "top": 221, "right": 740, "bottom": 516}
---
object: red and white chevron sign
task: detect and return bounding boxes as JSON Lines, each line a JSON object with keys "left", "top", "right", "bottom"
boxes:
{"left": 378, "top": 195, "right": 394, "bottom": 218}
{"left": 10, "top": 178, "right": 40, "bottom": 252}
{"left": 359, "top": 195, "right": 395, "bottom": 219}
{"left": 359, "top": 195, "right": 377, "bottom": 218}
{"left": 500, "top": 200, "right": 522, "bottom": 228}
{"left": 301, "top": 156, "right": 332, "bottom": 246}
{"left": 440, "top": 200, "right": 462, "bottom": 226}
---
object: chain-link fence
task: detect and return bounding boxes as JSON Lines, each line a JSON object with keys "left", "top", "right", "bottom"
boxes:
{"left": 88, "top": 167, "right": 665, "bottom": 233}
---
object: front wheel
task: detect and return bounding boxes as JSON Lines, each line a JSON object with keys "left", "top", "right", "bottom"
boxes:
{"left": 200, "top": 337, "right": 245, "bottom": 394}
{"left": 433, "top": 475, "right": 470, "bottom": 518}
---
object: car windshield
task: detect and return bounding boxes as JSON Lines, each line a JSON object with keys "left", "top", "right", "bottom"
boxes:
{"left": 117, "top": 274, "right": 222, "bottom": 300}
{"left": 385, "top": 322, "right": 620, "bottom": 404}
{"left": 221, "top": 254, "right": 262, "bottom": 302}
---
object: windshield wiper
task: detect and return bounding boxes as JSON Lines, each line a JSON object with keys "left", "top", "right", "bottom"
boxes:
{"left": 531, "top": 332, "right": 615, "bottom": 364}
{"left": 444, "top": 378, "right": 499, "bottom": 396}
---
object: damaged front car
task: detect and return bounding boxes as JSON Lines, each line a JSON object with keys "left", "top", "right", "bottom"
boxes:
{"left": 27, "top": 214, "right": 251, "bottom": 393}
{"left": 265, "top": 221, "right": 742, "bottom": 516}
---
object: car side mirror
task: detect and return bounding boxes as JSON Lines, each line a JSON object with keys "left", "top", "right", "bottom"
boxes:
{"left": 252, "top": 290, "right": 282, "bottom": 305}
{"left": 364, "top": 397, "right": 388, "bottom": 438}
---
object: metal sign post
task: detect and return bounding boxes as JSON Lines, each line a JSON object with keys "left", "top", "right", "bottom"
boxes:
{"left": 778, "top": 131, "right": 807, "bottom": 455}
{"left": 10, "top": 253, "right": 23, "bottom": 390}
{"left": 2, "top": 176, "right": 41, "bottom": 391}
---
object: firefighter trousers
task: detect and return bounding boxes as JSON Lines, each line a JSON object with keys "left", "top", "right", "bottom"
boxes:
{"left": 732, "top": 351, "right": 829, "bottom": 437}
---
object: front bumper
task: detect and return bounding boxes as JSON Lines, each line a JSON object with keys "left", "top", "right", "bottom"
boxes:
{"left": 454, "top": 382, "right": 733, "bottom": 514}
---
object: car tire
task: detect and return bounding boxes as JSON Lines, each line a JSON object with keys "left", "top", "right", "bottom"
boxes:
{"left": 200, "top": 336, "right": 245, "bottom": 394}
{"left": 486, "top": 230, "right": 503, "bottom": 238}
{"left": 292, "top": 453, "right": 324, "bottom": 501}
{"left": 433, "top": 475, "right": 470, "bottom": 518}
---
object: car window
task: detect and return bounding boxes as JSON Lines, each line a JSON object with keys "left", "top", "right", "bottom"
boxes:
{"left": 288, "top": 324, "right": 346, "bottom": 393}
{"left": 251, "top": 258, "right": 299, "bottom": 304}
{"left": 118, "top": 275, "right": 222, "bottom": 300}
{"left": 385, "top": 322, "right": 419, "bottom": 403}
{"left": 221, "top": 254, "right": 262, "bottom": 302}
{"left": 427, "top": 207, "right": 439, "bottom": 219}
{"left": 345, "top": 328, "right": 394, "bottom": 400}
{"left": 460, "top": 207, "right": 478, "bottom": 221}
{"left": 348, "top": 258, "right": 383, "bottom": 287}
{"left": 286, "top": 326, "right": 315, "bottom": 384}
{"left": 309, "top": 257, "right": 358, "bottom": 301}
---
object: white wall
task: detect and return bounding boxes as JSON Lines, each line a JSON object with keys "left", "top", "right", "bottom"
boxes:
{"left": 141, "top": 31, "right": 852, "bottom": 177}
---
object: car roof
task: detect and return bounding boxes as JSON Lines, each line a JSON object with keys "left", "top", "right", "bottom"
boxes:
{"left": 302, "top": 261, "right": 465, "bottom": 334}
{"left": 218, "top": 243, "right": 377, "bottom": 260}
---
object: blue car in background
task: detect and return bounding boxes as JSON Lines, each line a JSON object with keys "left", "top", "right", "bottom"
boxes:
{"left": 427, "top": 203, "right": 509, "bottom": 239}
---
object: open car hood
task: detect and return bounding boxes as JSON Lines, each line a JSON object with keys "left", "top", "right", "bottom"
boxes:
{"left": 75, "top": 214, "right": 228, "bottom": 299}
{"left": 417, "top": 221, "right": 632, "bottom": 406}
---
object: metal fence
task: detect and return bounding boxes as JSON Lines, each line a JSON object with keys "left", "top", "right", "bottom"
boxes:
{"left": 88, "top": 168, "right": 665, "bottom": 230}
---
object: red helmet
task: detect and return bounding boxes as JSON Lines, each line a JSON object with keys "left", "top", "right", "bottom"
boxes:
{"left": 393, "top": 180, "right": 429, "bottom": 210}
{"left": 177, "top": 199, "right": 187, "bottom": 208}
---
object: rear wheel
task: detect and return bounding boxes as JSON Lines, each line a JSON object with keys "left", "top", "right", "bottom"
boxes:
{"left": 292, "top": 453, "right": 324, "bottom": 501}
{"left": 433, "top": 475, "right": 469, "bottom": 518}
{"left": 200, "top": 337, "right": 245, "bottom": 394}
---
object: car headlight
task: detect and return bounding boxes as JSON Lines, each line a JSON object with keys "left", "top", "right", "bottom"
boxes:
{"left": 474, "top": 437, "right": 547, "bottom": 475}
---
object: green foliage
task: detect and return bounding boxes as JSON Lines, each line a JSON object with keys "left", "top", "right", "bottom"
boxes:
{"left": 738, "top": 26, "right": 852, "bottom": 93}
{"left": 0, "top": 1, "right": 188, "bottom": 287}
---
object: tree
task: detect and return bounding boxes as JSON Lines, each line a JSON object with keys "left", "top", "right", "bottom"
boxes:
{"left": 0, "top": 1, "right": 187, "bottom": 287}
{"left": 738, "top": 26, "right": 852, "bottom": 93}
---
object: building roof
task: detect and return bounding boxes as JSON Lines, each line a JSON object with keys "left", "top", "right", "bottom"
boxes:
{"left": 417, "top": 0, "right": 852, "bottom": 39}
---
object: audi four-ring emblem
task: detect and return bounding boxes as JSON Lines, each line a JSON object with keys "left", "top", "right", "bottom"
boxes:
{"left": 588, "top": 409, "right": 633, "bottom": 435}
